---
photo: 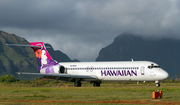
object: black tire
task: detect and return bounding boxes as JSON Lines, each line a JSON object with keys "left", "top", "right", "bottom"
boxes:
{"left": 156, "top": 83, "right": 160, "bottom": 87}
{"left": 93, "top": 82, "right": 100, "bottom": 87}
{"left": 74, "top": 82, "right": 82, "bottom": 87}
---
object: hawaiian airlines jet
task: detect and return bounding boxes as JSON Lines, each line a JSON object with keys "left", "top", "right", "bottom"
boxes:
{"left": 7, "top": 42, "right": 169, "bottom": 87}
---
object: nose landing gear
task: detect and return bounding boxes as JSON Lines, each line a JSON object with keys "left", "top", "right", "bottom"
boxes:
{"left": 155, "top": 80, "right": 160, "bottom": 87}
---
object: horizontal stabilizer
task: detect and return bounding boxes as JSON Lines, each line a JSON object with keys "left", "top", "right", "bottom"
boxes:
{"left": 6, "top": 44, "right": 42, "bottom": 48}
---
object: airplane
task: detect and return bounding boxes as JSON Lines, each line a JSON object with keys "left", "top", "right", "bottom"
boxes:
{"left": 6, "top": 42, "right": 169, "bottom": 87}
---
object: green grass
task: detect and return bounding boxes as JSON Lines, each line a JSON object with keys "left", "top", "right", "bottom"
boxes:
{"left": 0, "top": 82, "right": 180, "bottom": 104}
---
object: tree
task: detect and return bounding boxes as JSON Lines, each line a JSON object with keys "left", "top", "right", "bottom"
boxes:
{"left": 0, "top": 75, "right": 17, "bottom": 83}
{"left": 175, "top": 74, "right": 178, "bottom": 81}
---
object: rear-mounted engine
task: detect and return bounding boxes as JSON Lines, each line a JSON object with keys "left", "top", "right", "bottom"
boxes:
{"left": 59, "top": 66, "right": 66, "bottom": 74}
{"left": 40, "top": 65, "right": 67, "bottom": 74}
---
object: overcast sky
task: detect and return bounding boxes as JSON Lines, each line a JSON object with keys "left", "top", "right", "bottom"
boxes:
{"left": 0, "top": 0, "right": 180, "bottom": 61}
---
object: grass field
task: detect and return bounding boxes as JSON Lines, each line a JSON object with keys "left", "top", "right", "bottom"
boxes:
{"left": 0, "top": 81, "right": 180, "bottom": 105}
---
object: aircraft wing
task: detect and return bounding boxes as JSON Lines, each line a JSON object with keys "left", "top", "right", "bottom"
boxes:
{"left": 17, "top": 72, "right": 97, "bottom": 79}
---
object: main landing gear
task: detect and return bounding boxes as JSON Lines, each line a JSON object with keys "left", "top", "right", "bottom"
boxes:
{"left": 74, "top": 81, "right": 82, "bottom": 87}
{"left": 93, "top": 82, "right": 101, "bottom": 87}
{"left": 74, "top": 81, "right": 101, "bottom": 87}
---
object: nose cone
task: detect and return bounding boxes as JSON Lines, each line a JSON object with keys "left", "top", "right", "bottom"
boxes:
{"left": 158, "top": 69, "right": 169, "bottom": 80}
{"left": 155, "top": 69, "right": 169, "bottom": 80}
{"left": 162, "top": 70, "right": 169, "bottom": 79}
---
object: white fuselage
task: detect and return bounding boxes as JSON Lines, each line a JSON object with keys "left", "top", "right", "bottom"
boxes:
{"left": 8, "top": 42, "right": 169, "bottom": 86}
{"left": 54, "top": 61, "right": 168, "bottom": 82}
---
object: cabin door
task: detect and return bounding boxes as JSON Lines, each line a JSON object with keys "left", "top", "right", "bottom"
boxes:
{"left": 140, "top": 66, "right": 145, "bottom": 75}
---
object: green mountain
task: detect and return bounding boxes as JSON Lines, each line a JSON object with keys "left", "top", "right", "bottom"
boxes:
{"left": 0, "top": 30, "right": 38, "bottom": 79}
{"left": 0, "top": 30, "right": 77, "bottom": 80}
{"left": 96, "top": 33, "right": 180, "bottom": 78}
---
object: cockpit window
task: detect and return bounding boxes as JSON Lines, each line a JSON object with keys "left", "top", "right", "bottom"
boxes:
{"left": 148, "top": 64, "right": 160, "bottom": 69}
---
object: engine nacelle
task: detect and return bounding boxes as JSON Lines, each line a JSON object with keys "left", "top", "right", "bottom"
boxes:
{"left": 59, "top": 66, "right": 66, "bottom": 74}
{"left": 40, "top": 65, "right": 67, "bottom": 74}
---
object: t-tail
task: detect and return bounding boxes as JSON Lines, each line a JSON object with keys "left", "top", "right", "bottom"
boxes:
{"left": 6, "top": 42, "right": 58, "bottom": 72}
{"left": 29, "top": 42, "right": 58, "bottom": 72}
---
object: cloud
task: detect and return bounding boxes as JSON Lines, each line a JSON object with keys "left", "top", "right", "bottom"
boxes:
{"left": 0, "top": 0, "right": 180, "bottom": 61}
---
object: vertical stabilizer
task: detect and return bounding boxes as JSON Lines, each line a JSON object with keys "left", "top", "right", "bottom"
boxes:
{"left": 30, "top": 42, "right": 57, "bottom": 71}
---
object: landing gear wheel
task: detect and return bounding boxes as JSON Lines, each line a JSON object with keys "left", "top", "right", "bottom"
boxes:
{"left": 155, "top": 81, "right": 161, "bottom": 87}
{"left": 93, "top": 82, "right": 101, "bottom": 87}
{"left": 74, "top": 82, "right": 82, "bottom": 87}
{"left": 156, "top": 83, "right": 160, "bottom": 87}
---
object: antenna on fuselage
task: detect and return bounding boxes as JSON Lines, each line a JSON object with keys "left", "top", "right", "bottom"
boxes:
{"left": 131, "top": 59, "right": 134, "bottom": 62}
